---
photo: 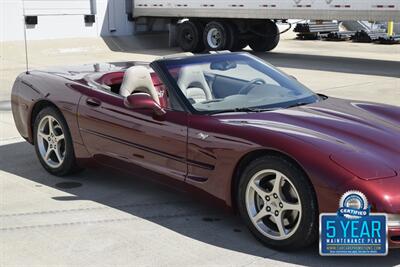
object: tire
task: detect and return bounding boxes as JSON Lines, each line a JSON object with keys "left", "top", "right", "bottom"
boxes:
{"left": 237, "top": 155, "right": 318, "bottom": 250}
{"left": 177, "top": 20, "right": 204, "bottom": 52}
{"left": 203, "top": 21, "right": 230, "bottom": 51}
{"left": 235, "top": 39, "right": 248, "bottom": 51}
{"left": 248, "top": 20, "right": 280, "bottom": 52}
{"left": 33, "top": 106, "right": 81, "bottom": 176}
{"left": 224, "top": 22, "right": 240, "bottom": 51}
{"left": 297, "top": 33, "right": 319, "bottom": 40}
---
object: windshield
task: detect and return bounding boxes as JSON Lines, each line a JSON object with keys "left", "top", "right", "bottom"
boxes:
{"left": 161, "top": 53, "right": 319, "bottom": 113}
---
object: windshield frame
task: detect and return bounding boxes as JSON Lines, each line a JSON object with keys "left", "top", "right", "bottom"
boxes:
{"left": 151, "top": 52, "right": 320, "bottom": 115}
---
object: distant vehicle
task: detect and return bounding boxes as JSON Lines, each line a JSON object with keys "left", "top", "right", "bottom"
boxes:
{"left": 132, "top": 0, "right": 400, "bottom": 52}
{"left": 11, "top": 52, "right": 400, "bottom": 250}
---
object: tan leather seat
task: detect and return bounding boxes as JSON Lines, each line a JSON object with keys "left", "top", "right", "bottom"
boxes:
{"left": 120, "top": 66, "right": 160, "bottom": 104}
{"left": 177, "top": 66, "right": 212, "bottom": 103}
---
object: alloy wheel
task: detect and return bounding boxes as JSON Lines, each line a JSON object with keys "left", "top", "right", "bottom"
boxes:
{"left": 36, "top": 115, "right": 66, "bottom": 168}
{"left": 245, "top": 169, "right": 302, "bottom": 240}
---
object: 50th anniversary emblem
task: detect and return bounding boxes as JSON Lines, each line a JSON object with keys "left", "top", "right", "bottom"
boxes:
{"left": 319, "top": 190, "right": 388, "bottom": 256}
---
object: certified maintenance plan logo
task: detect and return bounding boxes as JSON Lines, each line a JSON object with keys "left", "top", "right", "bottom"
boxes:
{"left": 319, "top": 190, "right": 388, "bottom": 256}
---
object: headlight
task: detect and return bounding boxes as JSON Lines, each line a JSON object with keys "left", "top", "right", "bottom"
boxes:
{"left": 330, "top": 151, "right": 397, "bottom": 180}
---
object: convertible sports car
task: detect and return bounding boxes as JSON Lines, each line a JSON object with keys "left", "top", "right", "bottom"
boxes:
{"left": 11, "top": 52, "right": 400, "bottom": 250}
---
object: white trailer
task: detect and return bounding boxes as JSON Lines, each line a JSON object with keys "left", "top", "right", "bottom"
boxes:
{"left": 132, "top": 0, "right": 400, "bottom": 52}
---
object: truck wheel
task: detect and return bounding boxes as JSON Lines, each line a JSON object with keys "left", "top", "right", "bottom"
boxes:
{"left": 235, "top": 39, "right": 248, "bottom": 50}
{"left": 177, "top": 20, "right": 204, "bottom": 52}
{"left": 248, "top": 20, "right": 280, "bottom": 52}
{"left": 224, "top": 22, "right": 240, "bottom": 51}
{"left": 203, "top": 21, "right": 230, "bottom": 50}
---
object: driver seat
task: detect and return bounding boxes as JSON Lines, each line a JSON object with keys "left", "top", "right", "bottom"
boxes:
{"left": 177, "top": 66, "right": 212, "bottom": 103}
{"left": 120, "top": 66, "right": 160, "bottom": 104}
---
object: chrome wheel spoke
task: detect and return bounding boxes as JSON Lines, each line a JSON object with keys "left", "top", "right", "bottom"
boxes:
{"left": 252, "top": 208, "right": 270, "bottom": 223}
{"left": 48, "top": 117, "right": 55, "bottom": 135}
{"left": 271, "top": 173, "right": 284, "bottom": 197}
{"left": 54, "top": 147, "right": 63, "bottom": 163}
{"left": 56, "top": 134, "right": 64, "bottom": 142}
{"left": 250, "top": 181, "right": 267, "bottom": 198}
{"left": 44, "top": 148, "right": 52, "bottom": 161}
{"left": 282, "top": 201, "right": 301, "bottom": 212}
{"left": 275, "top": 213, "right": 287, "bottom": 237}
{"left": 38, "top": 131, "right": 49, "bottom": 140}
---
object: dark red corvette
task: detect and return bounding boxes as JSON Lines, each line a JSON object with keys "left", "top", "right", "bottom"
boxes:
{"left": 11, "top": 52, "right": 400, "bottom": 250}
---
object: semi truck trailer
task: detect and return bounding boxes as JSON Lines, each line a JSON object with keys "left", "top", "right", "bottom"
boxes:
{"left": 132, "top": 0, "right": 399, "bottom": 52}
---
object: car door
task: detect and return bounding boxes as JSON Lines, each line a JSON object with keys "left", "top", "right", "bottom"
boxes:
{"left": 77, "top": 87, "right": 188, "bottom": 181}
{"left": 185, "top": 113, "right": 256, "bottom": 202}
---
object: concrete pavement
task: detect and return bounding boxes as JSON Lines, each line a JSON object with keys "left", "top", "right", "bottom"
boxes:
{"left": 0, "top": 32, "right": 399, "bottom": 266}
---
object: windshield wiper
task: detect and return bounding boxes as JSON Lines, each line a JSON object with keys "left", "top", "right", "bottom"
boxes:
{"left": 201, "top": 99, "right": 223, "bottom": 104}
{"left": 285, "top": 102, "right": 311, "bottom": 109}
{"left": 208, "top": 107, "right": 277, "bottom": 115}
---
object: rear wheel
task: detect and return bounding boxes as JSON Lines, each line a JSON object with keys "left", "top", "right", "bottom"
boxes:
{"left": 248, "top": 20, "right": 280, "bottom": 52}
{"left": 237, "top": 155, "right": 318, "bottom": 250}
{"left": 33, "top": 107, "right": 80, "bottom": 176}
{"left": 177, "top": 20, "right": 204, "bottom": 52}
{"left": 235, "top": 39, "right": 248, "bottom": 51}
{"left": 224, "top": 22, "right": 240, "bottom": 51}
{"left": 203, "top": 21, "right": 230, "bottom": 50}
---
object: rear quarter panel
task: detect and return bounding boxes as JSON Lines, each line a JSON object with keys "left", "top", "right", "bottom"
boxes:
{"left": 11, "top": 75, "right": 41, "bottom": 140}
{"left": 11, "top": 71, "right": 89, "bottom": 159}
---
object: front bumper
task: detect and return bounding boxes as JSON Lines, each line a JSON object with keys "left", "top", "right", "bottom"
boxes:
{"left": 389, "top": 227, "right": 400, "bottom": 248}
{"left": 388, "top": 215, "right": 400, "bottom": 248}
{"left": 341, "top": 175, "right": 400, "bottom": 249}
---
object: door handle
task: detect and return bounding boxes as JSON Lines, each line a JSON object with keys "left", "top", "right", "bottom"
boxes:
{"left": 86, "top": 98, "right": 101, "bottom": 107}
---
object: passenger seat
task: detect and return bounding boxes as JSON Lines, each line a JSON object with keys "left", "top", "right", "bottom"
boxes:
{"left": 120, "top": 66, "right": 160, "bottom": 104}
{"left": 177, "top": 66, "right": 212, "bottom": 103}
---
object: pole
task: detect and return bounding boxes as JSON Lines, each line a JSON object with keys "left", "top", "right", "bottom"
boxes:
{"left": 90, "top": 0, "right": 97, "bottom": 15}
{"left": 387, "top": 21, "right": 394, "bottom": 37}
{"left": 22, "top": 0, "right": 30, "bottom": 74}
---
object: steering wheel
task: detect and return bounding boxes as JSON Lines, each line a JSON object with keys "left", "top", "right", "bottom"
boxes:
{"left": 238, "top": 78, "right": 266, "bottom": 95}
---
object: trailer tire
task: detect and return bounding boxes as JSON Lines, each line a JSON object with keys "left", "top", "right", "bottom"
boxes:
{"left": 224, "top": 22, "right": 238, "bottom": 51}
{"left": 203, "top": 21, "right": 230, "bottom": 50}
{"left": 248, "top": 20, "right": 280, "bottom": 52}
{"left": 177, "top": 20, "right": 204, "bottom": 52}
{"left": 236, "top": 39, "right": 248, "bottom": 50}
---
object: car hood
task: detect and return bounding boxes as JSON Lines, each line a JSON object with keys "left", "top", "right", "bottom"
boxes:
{"left": 218, "top": 97, "right": 400, "bottom": 176}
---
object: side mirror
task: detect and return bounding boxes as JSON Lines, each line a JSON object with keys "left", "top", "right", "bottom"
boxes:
{"left": 124, "top": 93, "right": 166, "bottom": 117}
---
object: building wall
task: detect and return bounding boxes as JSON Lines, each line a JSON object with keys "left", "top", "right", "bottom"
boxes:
{"left": 0, "top": 0, "right": 134, "bottom": 42}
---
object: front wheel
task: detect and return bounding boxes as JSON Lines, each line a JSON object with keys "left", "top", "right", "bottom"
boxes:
{"left": 237, "top": 155, "right": 318, "bottom": 250}
{"left": 33, "top": 107, "right": 81, "bottom": 176}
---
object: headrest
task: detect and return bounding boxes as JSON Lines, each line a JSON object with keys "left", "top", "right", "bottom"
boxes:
{"left": 120, "top": 66, "right": 160, "bottom": 104}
